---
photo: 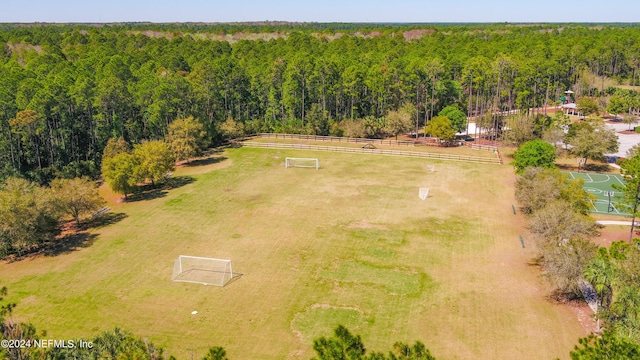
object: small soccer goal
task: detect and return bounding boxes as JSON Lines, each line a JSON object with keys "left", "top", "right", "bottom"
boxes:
{"left": 285, "top": 157, "right": 319, "bottom": 169}
{"left": 419, "top": 187, "right": 430, "bottom": 200}
{"left": 426, "top": 165, "right": 435, "bottom": 172}
{"left": 172, "top": 255, "right": 233, "bottom": 286}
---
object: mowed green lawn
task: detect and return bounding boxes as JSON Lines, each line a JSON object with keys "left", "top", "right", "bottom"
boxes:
{"left": 1, "top": 148, "right": 586, "bottom": 359}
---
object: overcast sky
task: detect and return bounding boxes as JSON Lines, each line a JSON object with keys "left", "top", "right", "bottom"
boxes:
{"left": 1, "top": 0, "right": 639, "bottom": 23}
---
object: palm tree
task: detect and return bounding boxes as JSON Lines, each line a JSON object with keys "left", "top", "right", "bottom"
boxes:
{"left": 391, "top": 341, "right": 436, "bottom": 359}
{"left": 584, "top": 258, "right": 616, "bottom": 310}
{"left": 312, "top": 325, "right": 366, "bottom": 360}
{"left": 93, "top": 327, "right": 129, "bottom": 359}
{"left": 203, "top": 346, "right": 228, "bottom": 360}
{"left": 611, "top": 286, "right": 640, "bottom": 338}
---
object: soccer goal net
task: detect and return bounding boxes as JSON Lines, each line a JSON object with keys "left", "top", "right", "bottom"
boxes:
{"left": 285, "top": 157, "right": 319, "bottom": 170}
{"left": 426, "top": 165, "right": 435, "bottom": 172}
{"left": 172, "top": 255, "right": 233, "bottom": 286}
{"left": 419, "top": 187, "right": 430, "bottom": 200}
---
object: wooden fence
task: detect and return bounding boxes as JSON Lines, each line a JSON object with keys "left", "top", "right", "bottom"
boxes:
{"left": 253, "top": 133, "right": 501, "bottom": 153}
{"left": 241, "top": 141, "right": 502, "bottom": 164}
{"left": 467, "top": 143, "right": 499, "bottom": 152}
{"left": 255, "top": 133, "right": 415, "bottom": 146}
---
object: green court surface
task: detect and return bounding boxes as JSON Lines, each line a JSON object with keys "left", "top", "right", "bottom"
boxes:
{"left": 565, "top": 171, "right": 629, "bottom": 216}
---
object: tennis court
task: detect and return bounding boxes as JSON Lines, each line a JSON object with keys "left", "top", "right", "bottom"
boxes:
{"left": 565, "top": 171, "right": 629, "bottom": 216}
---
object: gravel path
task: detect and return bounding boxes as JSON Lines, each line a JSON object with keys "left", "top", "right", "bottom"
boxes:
{"left": 596, "top": 220, "right": 634, "bottom": 225}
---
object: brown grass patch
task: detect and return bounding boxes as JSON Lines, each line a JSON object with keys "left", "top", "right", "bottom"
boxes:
{"left": 346, "top": 220, "right": 389, "bottom": 230}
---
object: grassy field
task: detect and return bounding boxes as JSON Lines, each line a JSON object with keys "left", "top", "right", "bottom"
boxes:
{"left": 0, "top": 148, "right": 587, "bottom": 359}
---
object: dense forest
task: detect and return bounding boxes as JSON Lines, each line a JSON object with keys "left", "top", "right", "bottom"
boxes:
{"left": 1, "top": 23, "right": 640, "bottom": 183}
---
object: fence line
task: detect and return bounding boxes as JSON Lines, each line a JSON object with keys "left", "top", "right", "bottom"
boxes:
{"left": 468, "top": 143, "right": 499, "bottom": 152}
{"left": 241, "top": 141, "right": 502, "bottom": 164}
{"left": 253, "top": 133, "right": 501, "bottom": 153}
{"left": 255, "top": 133, "right": 415, "bottom": 146}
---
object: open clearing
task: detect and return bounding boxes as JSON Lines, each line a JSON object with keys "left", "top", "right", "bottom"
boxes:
{"left": 0, "top": 148, "right": 586, "bottom": 359}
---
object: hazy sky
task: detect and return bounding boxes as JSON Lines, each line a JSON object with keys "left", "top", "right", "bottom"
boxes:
{"left": 1, "top": 0, "right": 639, "bottom": 23}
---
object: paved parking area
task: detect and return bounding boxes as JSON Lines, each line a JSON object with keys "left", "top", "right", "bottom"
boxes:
{"left": 604, "top": 121, "right": 640, "bottom": 158}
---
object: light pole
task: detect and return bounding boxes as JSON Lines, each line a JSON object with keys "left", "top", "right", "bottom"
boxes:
{"left": 605, "top": 191, "right": 615, "bottom": 213}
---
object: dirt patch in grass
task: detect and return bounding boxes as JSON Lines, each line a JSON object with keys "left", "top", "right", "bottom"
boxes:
{"left": 548, "top": 295, "right": 599, "bottom": 334}
{"left": 346, "top": 220, "right": 388, "bottom": 230}
{"left": 567, "top": 302, "right": 599, "bottom": 334}
{"left": 595, "top": 225, "right": 632, "bottom": 247}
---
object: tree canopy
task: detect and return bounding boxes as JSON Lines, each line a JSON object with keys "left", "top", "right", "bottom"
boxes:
{"left": 438, "top": 105, "right": 466, "bottom": 133}
{"left": 0, "top": 177, "right": 58, "bottom": 256}
{"left": 384, "top": 108, "right": 414, "bottom": 140}
{"left": 614, "top": 154, "right": 640, "bottom": 242}
{"left": 513, "top": 139, "right": 557, "bottom": 173}
{"left": 425, "top": 115, "right": 456, "bottom": 143}
{"left": 167, "top": 116, "right": 207, "bottom": 163}
{"left": 102, "top": 152, "right": 139, "bottom": 199}
{"left": 515, "top": 167, "right": 595, "bottom": 215}
{"left": 570, "top": 330, "right": 640, "bottom": 360}
{"left": 50, "top": 176, "right": 105, "bottom": 225}
{"left": 132, "top": 140, "right": 175, "bottom": 186}
{"left": 576, "top": 97, "right": 600, "bottom": 116}
{"left": 578, "top": 240, "right": 640, "bottom": 347}
{"left": 568, "top": 123, "right": 619, "bottom": 167}
{"left": 312, "top": 325, "right": 436, "bottom": 360}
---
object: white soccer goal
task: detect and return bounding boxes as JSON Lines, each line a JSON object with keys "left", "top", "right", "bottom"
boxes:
{"left": 285, "top": 157, "right": 319, "bottom": 170}
{"left": 172, "top": 255, "right": 233, "bottom": 286}
{"left": 426, "top": 165, "right": 435, "bottom": 172}
{"left": 419, "top": 187, "right": 430, "bottom": 200}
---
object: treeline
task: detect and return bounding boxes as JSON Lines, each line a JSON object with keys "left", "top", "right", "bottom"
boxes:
{"left": 2, "top": 23, "right": 640, "bottom": 183}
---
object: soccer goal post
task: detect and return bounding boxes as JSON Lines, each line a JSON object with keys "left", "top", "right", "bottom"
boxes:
{"left": 419, "top": 187, "right": 430, "bottom": 200}
{"left": 172, "top": 255, "right": 233, "bottom": 286}
{"left": 285, "top": 157, "right": 319, "bottom": 170}
{"left": 426, "top": 165, "right": 435, "bottom": 172}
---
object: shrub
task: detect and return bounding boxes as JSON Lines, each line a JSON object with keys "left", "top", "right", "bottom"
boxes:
{"left": 513, "top": 139, "right": 557, "bottom": 173}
